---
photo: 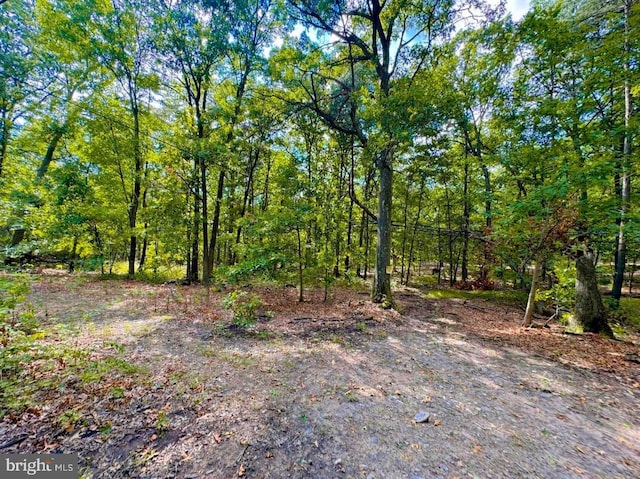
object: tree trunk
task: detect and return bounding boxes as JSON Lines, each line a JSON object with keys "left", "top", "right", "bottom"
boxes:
{"left": 139, "top": 235, "right": 148, "bottom": 270}
{"left": 0, "top": 107, "right": 11, "bottom": 177}
{"left": 572, "top": 250, "right": 613, "bottom": 337}
{"left": 345, "top": 194, "right": 353, "bottom": 272}
{"left": 235, "top": 148, "right": 259, "bottom": 252}
{"left": 296, "top": 225, "right": 304, "bottom": 302}
{"left": 127, "top": 91, "right": 142, "bottom": 278}
{"left": 400, "top": 181, "right": 410, "bottom": 284}
{"left": 612, "top": 0, "right": 632, "bottom": 302}
{"left": 206, "top": 169, "right": 225, "bottom": 284}
{"left": 522, "top": 254, "right": 542, "bottom": 327}
{"left": 461, "top": 160, "right": 470, "bottom": 283}
{"left": 189, "top": 156, "right": 200, "bottom": 283}
{"left": 36, "top": 128, "right": 64, "bottom": 180}
{"left": 406, "top": 175, "right": 425, "bottom": 286}
{"left": 481, "top": 163, "right": 492, "bottom": 279}
{"left": 372, "top": 148, "right": 393, "bottom": 307}
{"left": 200, "top": 156, "right": 210, "bottom": 284}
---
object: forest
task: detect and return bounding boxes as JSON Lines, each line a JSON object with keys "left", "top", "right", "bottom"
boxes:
{"left": 1, "top": 1, "right": 640, "bottom": 477}
{"left": 1, "top": 0, "right": 639, "bottom": 328}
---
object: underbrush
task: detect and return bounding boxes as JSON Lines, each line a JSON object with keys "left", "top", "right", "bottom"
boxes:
{"left": 0, "top": 274, "right": 143, "bottom": 419}
{"left": 609, "top": 297, "right": 640, "bottom": 335}
{"left": 619, "top": 297, "right": 640, "bottom": 329}
{"left": 423, "top": 287, "right": 527, "bottom": 306}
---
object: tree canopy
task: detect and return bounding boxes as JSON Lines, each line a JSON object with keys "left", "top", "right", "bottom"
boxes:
{"left": 1, "top": 0, "right": 638, "bottom": 333}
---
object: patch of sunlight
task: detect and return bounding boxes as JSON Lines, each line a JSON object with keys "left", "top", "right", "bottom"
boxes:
{"left": 443, "top": 336, "right": 468, "bottom": 348}
{"left": 432, "top": 316, "right": 457, "bottom": 326}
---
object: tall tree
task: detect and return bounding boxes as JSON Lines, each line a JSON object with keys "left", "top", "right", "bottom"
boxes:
{"left": 89, "top": 0, "right": 158, "bottom": 276}
{"left": 153, "top": 0, "right": 228, "bottom": 282}
{"left": 0, "top": 0, "right": 41, "bottom": 177}
{"left": 283, "top": 0, "right": 489, "bottom": 305}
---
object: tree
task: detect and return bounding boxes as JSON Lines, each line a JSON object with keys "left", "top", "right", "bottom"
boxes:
{"left": 88, "top": 0, "right": 158, "bottom": 276}
{"left": 283, "top": 0, "right": 485, "bottom": 305}
{"left": 0, "top": 0, "right": 41, "bottom": 177}
{"left": 153, "top": 0, "right": 229, "bottom": 282}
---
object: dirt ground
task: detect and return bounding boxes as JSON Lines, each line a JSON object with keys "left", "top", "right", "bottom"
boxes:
{"left": 1, "top": 274, "right": 639, "bottom": 478}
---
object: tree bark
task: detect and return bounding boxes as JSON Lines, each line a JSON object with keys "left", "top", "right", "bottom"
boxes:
{"left": 572, "top": 250, "right": 613, "bottom": 337}
{"left": 36, "top": 128, "right": 64, "bottom": 180}
{"left": 372, "top": 148, "right": 393, "bottom": 307}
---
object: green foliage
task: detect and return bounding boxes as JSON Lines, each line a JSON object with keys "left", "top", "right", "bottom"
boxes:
{"left": 222, "top": 290, "right": 263, "bottom": 328}
{"left": 425, "top": 288, "right": 527, "bottom": 306}
{"left": 536, "top": 264, "right": 577, "bottom": 312}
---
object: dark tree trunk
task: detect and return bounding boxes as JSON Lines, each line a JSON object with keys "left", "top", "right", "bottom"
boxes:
{"left": 572, "top": 250, "right": 614, "bottom": 337}
{"left": 36, "top": 128, "right": 64, "bottom": 179}
{"left": 296, "top": 225, "right": 304, "bottom": 302}
{"left": 127, "top": 90, "right": 142, "bottom": 278}
{"left": 372, "top": 148, "right": 393, "bottom": 307}
{"left": 0, "top": 107, "right": 11, "bottom": 177}
{"left": 345, "top": 194, "right": 353, "bottom": 272}
{"left": 206, "top": 169, "right": 225, "bottom": 284}
{"left": 461, "top": 160, "right": 470, "bottom": 283}
{"left": 139, "top": 236, "right": 148, "bottom": 270}
{"left": 612, "top": 0, "right": 632, "bottom": 302}
{"left": 235, "top": 148, "right": 259, "bottom": 252}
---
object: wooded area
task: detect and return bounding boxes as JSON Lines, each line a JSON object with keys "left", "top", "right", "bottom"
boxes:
{"left": 1, "top": 2, "right": 640, "bottom": 477}
{"left": 1, "top": 0, "right": 638, "bottom": 329}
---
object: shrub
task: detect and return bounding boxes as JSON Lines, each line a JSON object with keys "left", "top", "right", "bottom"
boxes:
{"left": 222, "top": 291, "right": 263, "bottom": 328}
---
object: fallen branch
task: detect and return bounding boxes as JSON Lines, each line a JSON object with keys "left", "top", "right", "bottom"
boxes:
{"left": 0, "top": 434, "right": 29, "bottom": 450}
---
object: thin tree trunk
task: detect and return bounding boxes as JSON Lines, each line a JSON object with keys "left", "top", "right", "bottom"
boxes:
{"left": 201, "top": 157, "right": 211, "bottom": 284}
{"left": 523, "top": 254, "right": 542, "bottom": 327}
{"left": 139, "top": 236, "right": 148, "bottom": 270}
{"left": 345, "top": 195, "right": 353, "bottom": 272}
{"left": 206, "top": 168, "right": 224, "bottom": 283}
{"left": 190, "top": 157, "right": 200, "bottom": 282}
{"left": 437, "top": 208, "right": 443, "bottom": 285}
{"left": 235, "top": 148, "right": 259, "bottom": 250}
{"left": 0, "top": 106, "right": 12, "bottom": 177}
{"left": 612, "top": 0, "right": 632, "bottom": 301}
{"left": 400, "top": 180, "right": 410, "bottom": 285}
{"left": 127, "top": 97, "right": 142, "bottom": 278}
{"left": 296, "top": 225, "right": 304, "bottom": 302}
{"left": 406, "top": 176, "right": 425, "bottom": 286}
{"left": 461, "top": 160, "right": 470, "bottom": 283}
{"left": 444, "top": 182, "right": 454, "bottom": 286}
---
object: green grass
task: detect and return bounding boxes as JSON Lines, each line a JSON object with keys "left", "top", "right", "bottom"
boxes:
{"left": 618, "top": 297, "right": 640, "bottom": 330}
{"left": 424, "top": 288, "right": 527, "bottom": 306}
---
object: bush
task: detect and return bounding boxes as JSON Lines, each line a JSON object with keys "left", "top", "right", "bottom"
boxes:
{"left": 222, "top": 291, "right": 263, "bottom": 328}
{"left": 536, "top": 264, "right": 576, "bottom": 312}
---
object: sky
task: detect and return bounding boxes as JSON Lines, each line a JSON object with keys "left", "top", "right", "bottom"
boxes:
{"left": 505, "top": 0, "right": 530, "bottom": 20}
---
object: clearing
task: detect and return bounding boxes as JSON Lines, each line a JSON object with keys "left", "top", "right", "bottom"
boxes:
{"left": 1, "top": 273, "right": 639, "bottom": 478}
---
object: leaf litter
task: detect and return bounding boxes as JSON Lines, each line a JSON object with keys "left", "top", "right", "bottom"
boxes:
{"left": 0, "top": 275, "right": 638, "bottom": 478}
